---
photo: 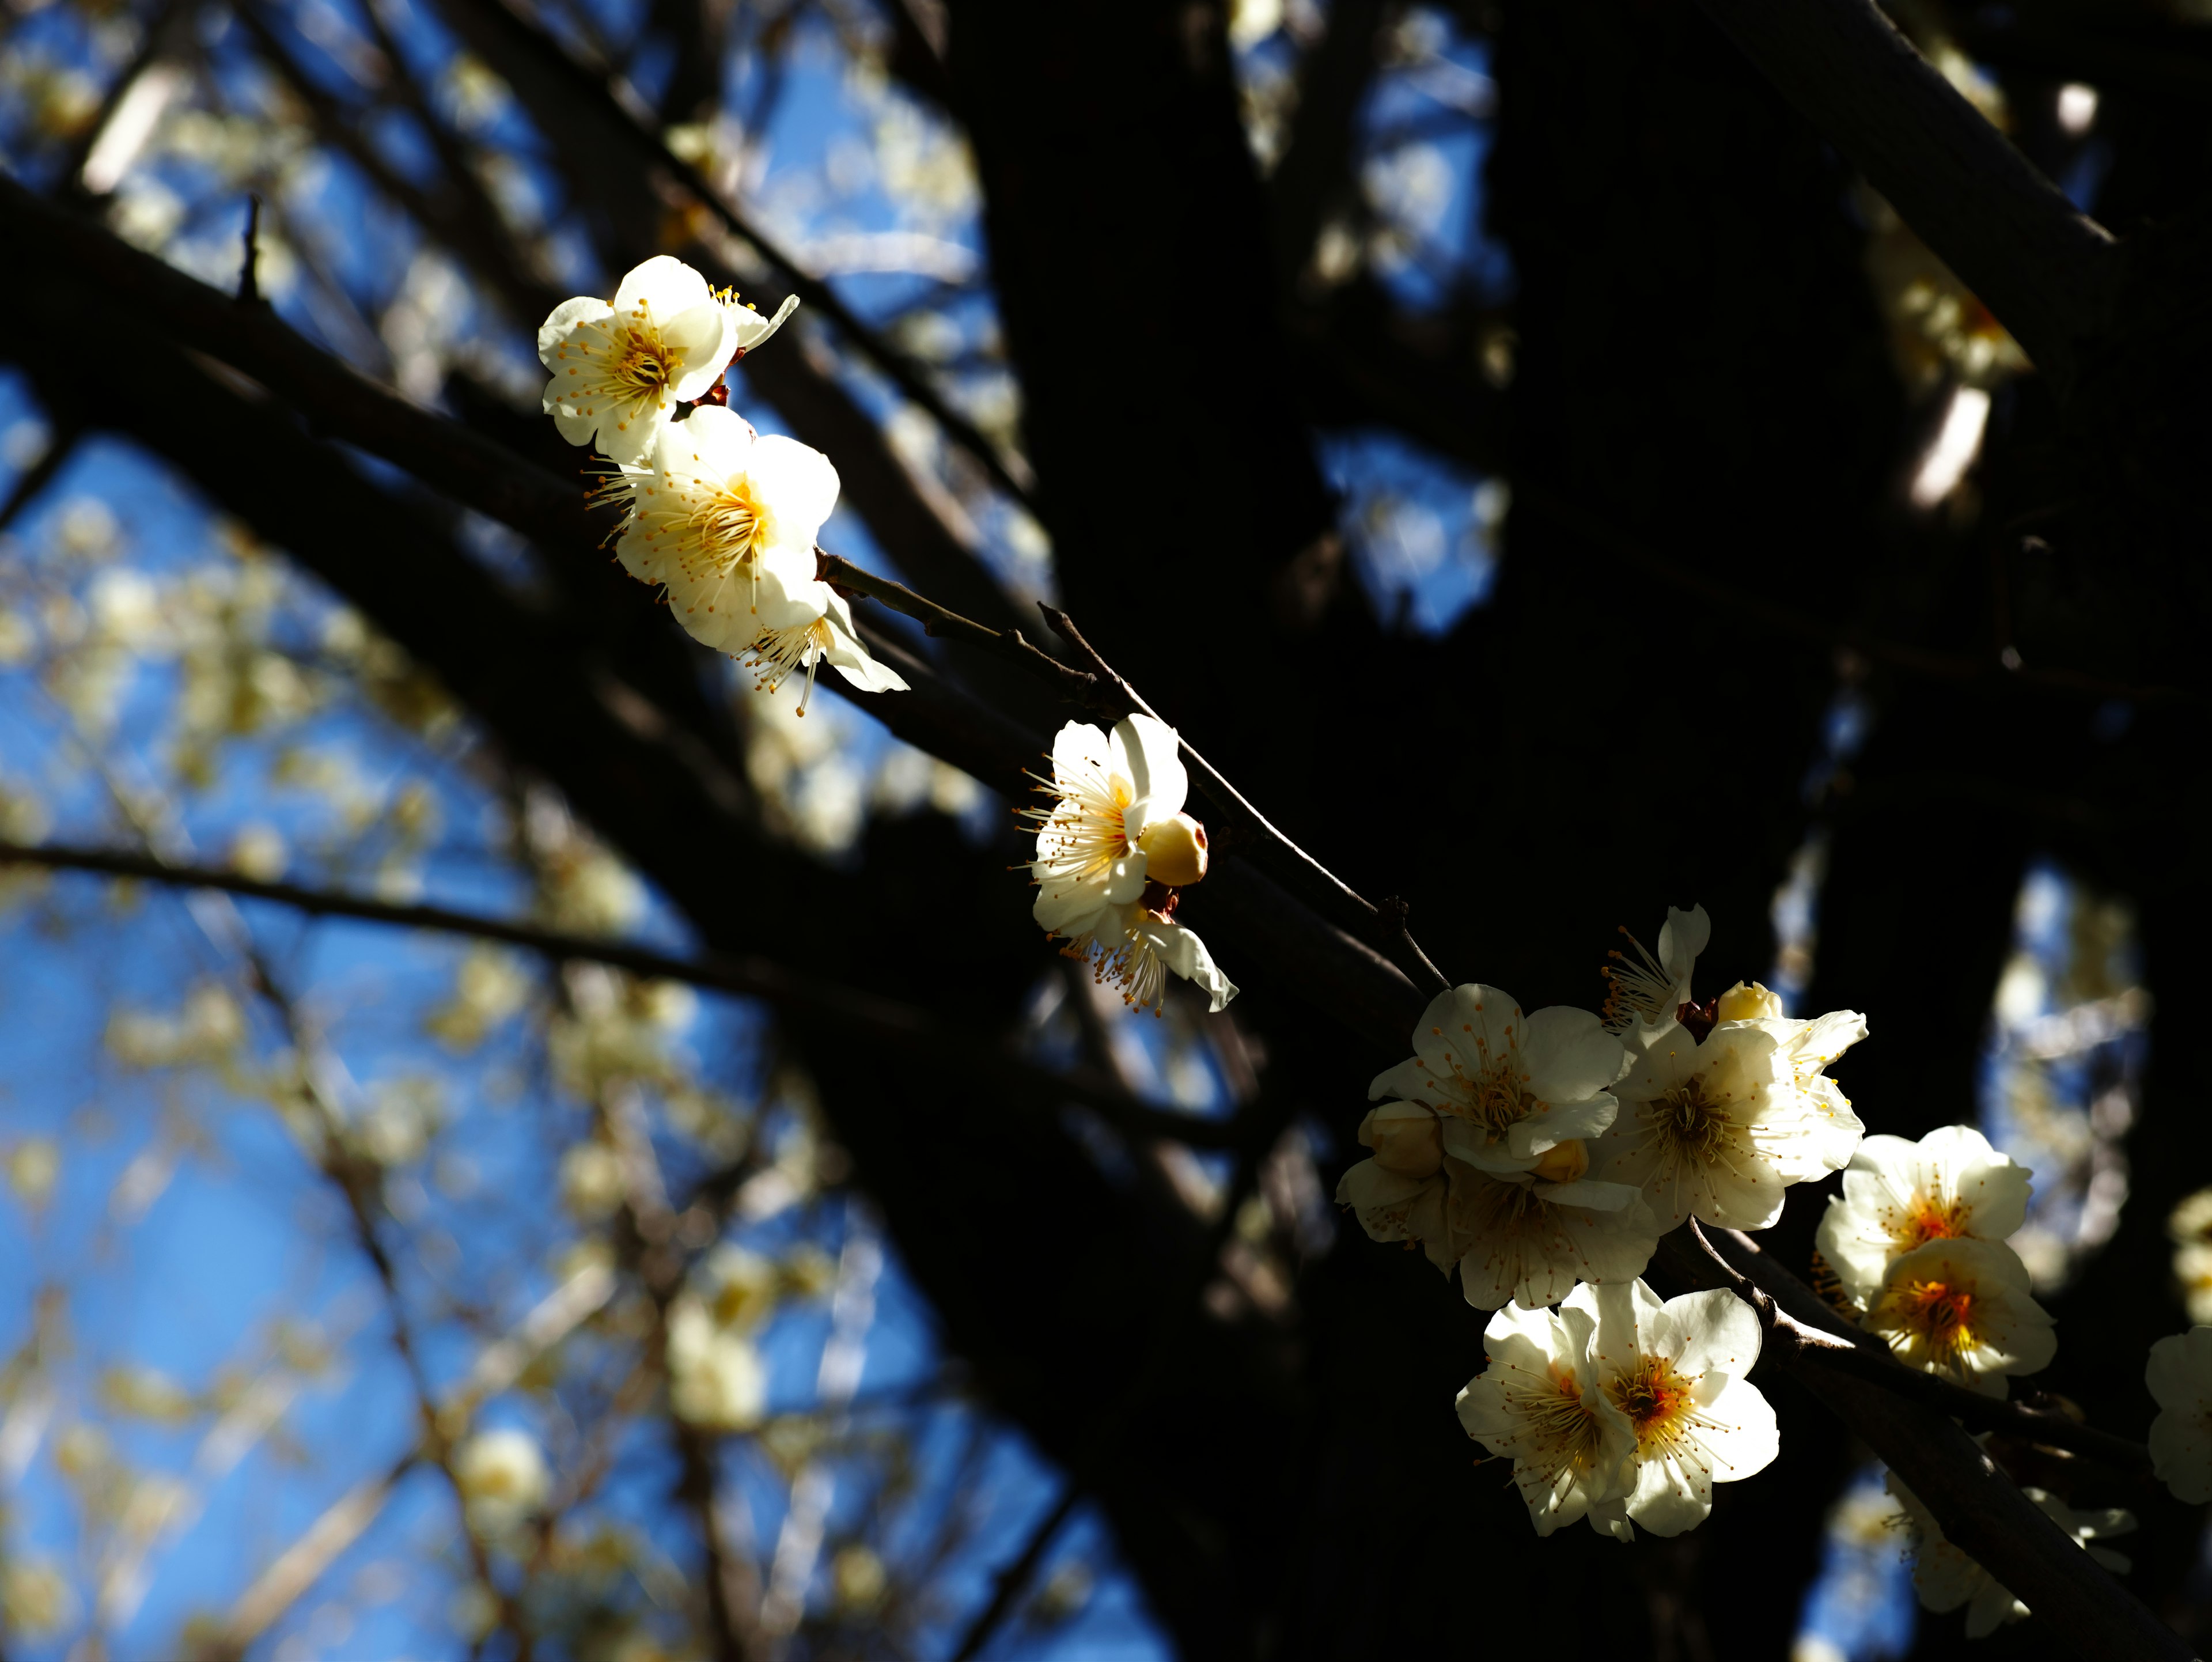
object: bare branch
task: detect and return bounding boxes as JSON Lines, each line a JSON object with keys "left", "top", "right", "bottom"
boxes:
{"left": 0, "top": 173, "right": 594, "bottom": 556}
{"left": 0, "top": 839, "right": 1246, "bottom": 1152}
{"left": 1690, "top": 0, "right": 2118, "bottom": 392}
{"left": 944, "top": 1483, "right": 1077, "bottom": 1662}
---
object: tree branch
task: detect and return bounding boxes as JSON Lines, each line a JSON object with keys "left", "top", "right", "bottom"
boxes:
{"left": 1673, "top": 1222, "right": 2151, "bottom": 1472}
{"left": 1690, "top": 0, "right": 2118, "bottom": 393}
{"left": 430, "top": 0, "right": 1038, "bottom": 510}
{"left": 0, "top": 838, "right": 1244, "bottom": 1152}
{"left": 1654, "top": 1227, "right": 2185, "bottom": 1662}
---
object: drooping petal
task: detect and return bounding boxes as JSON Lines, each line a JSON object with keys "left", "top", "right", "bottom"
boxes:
{"left": 732, "top": 293, "right": 801, "bottom": 351}
{"left": 823, "top": 601, "right": 911, "bottom": 694}
{"left": 1131, "top": 915, "right": 1237, "bottom": 1012}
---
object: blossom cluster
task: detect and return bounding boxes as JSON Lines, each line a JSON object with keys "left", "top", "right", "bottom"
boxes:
{"left": 1328, "top": 905, "right": 1862, "bottom": 1535}
{"left": 1815, "top": 1123, "right": 2054, "bottom": 1397}
{"left": 1322, "top": 902, "right": 2207, "bottom": 1642}
{"left": 1340, "top": 907, "right": 1864, "bottom": 1317}
{"left": 539, "top": 256, "right": 906, "bottom": 711}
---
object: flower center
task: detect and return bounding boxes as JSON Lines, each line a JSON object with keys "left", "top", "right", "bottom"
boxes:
{"left": 1649, "top": 1078, "right": 1732, "bottom": 1163}
{"left": 1456, "top": 1057, "right": 1537, "bottom": 1135}
{"left": 1608, "top": 1357, "right": 1695, "bottom": 1452}
{"left": 690, "top": 480, "right": 766, "bottom": 571}
{"left": 1899, "top": 1278, "right": 1977, "bottom": 1359}
{"left": 613, "top": 328, "right": 677, "bottom": 399}
{"left": 1902, "top": 1197, "right": 1969, "bottom": 1249}
{"left": 1523, "top": 1367, "right": 1604, "bottom": 1470}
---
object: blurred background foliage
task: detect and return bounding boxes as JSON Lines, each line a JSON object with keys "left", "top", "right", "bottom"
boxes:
{"left": 0, "top": 0, "right": 2206, "bottom": 1657}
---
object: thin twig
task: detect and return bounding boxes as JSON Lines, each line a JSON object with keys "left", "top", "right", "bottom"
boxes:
{"left": 817, "top": 552, "right": 1100, "bottom": 706}
{"left": 0, "top": 839, "right": 1243, "bottom": 1152}
{"left": 1674, "top": 1221, "right": 2152, "bottom": 1471}
{"left": 1037, "top": 604, "right": 1463, "bottom": 997}
{"left": 237, "top": 193, "right": 262, "bottom": 304}
{"left": 1377, "top": 897, "right": 1450, "bottom": 995}
{"left": 438, "top": 0, "right": 1036, "bottom": 510}
{"left": 945, "top": 1484, "right": 1078, "bottom": 1662}
{"left": 824, "top": 549, "right": 1445, "bottom": 988}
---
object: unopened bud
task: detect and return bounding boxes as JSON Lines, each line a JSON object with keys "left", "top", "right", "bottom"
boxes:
{"left": 1715, "top": 980, "right": 1783, "bottom": 1023}
{"left": 1360, "top": 1103, "right": 1443, "bottom": 1179}
{"left": 1530, "top": 1138, "right": 1588, "bottom": 1186}
{"left": 1136, "top": 812, "right": 1209, "bottom": 887}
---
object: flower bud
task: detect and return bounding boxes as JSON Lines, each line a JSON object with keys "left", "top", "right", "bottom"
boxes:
{"left": 1359, "top": 1103, "right": 1442, "bottom": 1179}
{"left": 1530, "top": 1138, "right": 1589, "bottom": 1186}
{"left": 1135, "top": 812, "right": 1209, "bottom": 887}
{"left": 1715, "top": 980, "right": 1783, "bottom": 1023}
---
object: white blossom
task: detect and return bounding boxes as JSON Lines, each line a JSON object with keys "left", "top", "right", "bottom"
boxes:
{"left": 540, "top": 256, "right": 740, "bottom": 466}
{"left": 1025, "top": 716, "right": 1233, "bottom": 1013}
{"left": 1600, "top": 904, "right": 1709, "bottom": 1042}
{"left": 1887, "top": 1472, "right": 2132, "bottom": 1637}
{"left": 607, "top": 406, "right": 836, "bottom": 652}
{"left": 1859, "top": 1236, "right": 2055, "bottom": 1397}
{"left": 1456, "top": 1300, "right": 1634, "bottom": 1539}
{"left": 1368, "top": 984, "right": 1628, "bottom": 1176}
{"left": 1440, "top": 1148, "right": 1662, "bottom": 1312}
{"left": 1594, "top": 1023, "right": 1796, "bottom": 1230}
{"left": 666, "top": 1296, "right": 769, "bottom": 1431}
{"left": 1575, "top": 1278, "right": 1779, "bottom": 1536}
{"left": 2146, "top": 1326, "right": 2212, "bottom": 1503}
{"left": 1335, "top": 1103, "right": 1458, "bottom": 1271}
{"left": 743, "top": 564, "right": 910, "bottom": 713}
{"left": 1815, "top": 1125, "right": 2032, "bottom": 1308}
{"left": 1735, "top": 1005, "right": 1868, "bottom": 1181}
{"left": 453, "top": 1428, "right": 551, "bottom": 1531}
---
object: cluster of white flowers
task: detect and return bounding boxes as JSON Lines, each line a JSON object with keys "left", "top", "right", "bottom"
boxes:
{"left": 1456, "top": 1279, "right": 1778, "bottom": 1538}
{"left": 539, "top": 257, "right": 905, "bottom": 712}
{"left": 1341, "top": 906, "right": 1865, "bottom": 1316}
{"left": 1815, "top": 1125, "right": 2054, "bottom": 1397}
{"left": 1331, "top": 905, "right": 1865, "bottom": 1538}
{"left": 666, "top": 1244, "right": 774, "bottom": 1432}
{"left": 1023, "top": 714, "right": 1236, "bottom": 1014}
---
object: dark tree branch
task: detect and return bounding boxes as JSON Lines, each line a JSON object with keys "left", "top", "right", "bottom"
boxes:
{"left": 1690, "top": 0, "right": 2118, "bottom": 392}
{"left": 1655, "top": 1226, "right": 2186, "bottom": 1662}
{"left": 0, "top": 839, "right": 1244, "bottom": 1152}
{"left": 944, "top": 1483, "right": 1077, "bottom": 1662}
{"left": 0, "top": 420, "right": 82, "bottom": 532}
{"left": 431, "top": 0, "right": 1037, "bottom": 510}
{"left": 0, "top": 173, "right": 592, "bottom": 554}
{"left": 1674, "top": 1222, "right": 2151, "bottom": 1472}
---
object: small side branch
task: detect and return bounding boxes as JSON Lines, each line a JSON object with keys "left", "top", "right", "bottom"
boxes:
{"left": 1677, "top": 1222, "right": 2151, "bottom": 1472}
{"left": 237, "top": 193, "right": 262, "bottom": 304}
{"left": 817, "top": 552, "right": 1103, "bottom": 708}
{"left": 0, "top": 838, "right": 1240, "bottom": 1150}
